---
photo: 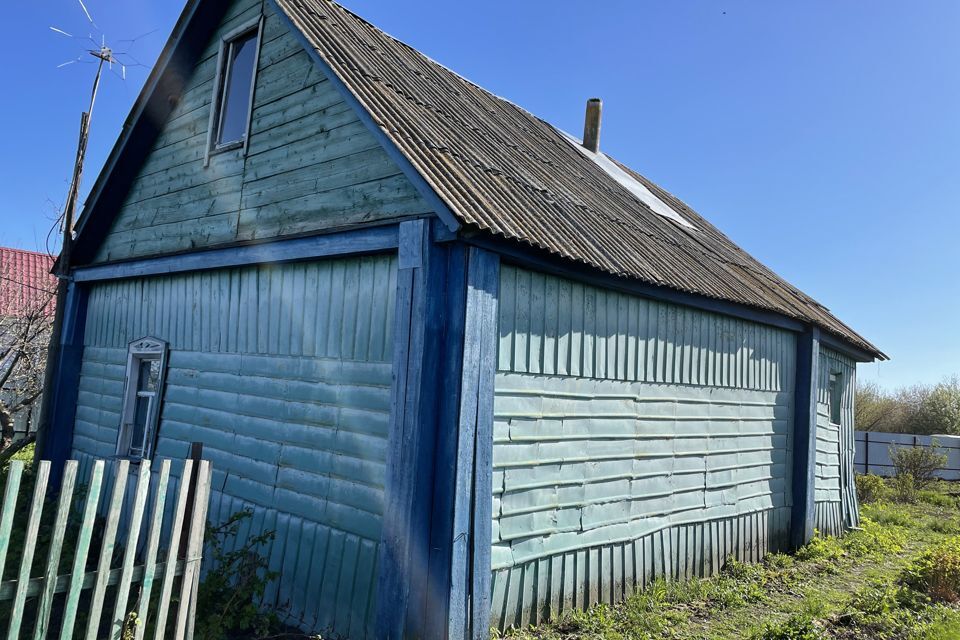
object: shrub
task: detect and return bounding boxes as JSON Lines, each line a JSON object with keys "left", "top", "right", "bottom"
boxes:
{"left": 890, "top": 443, "right": 947, "bottom": 490}
{"left": 855, "top": 473, "right": 889, "bottom": 503}
{"left": 194, "top": 509, "right": 280, "bottom": 639}
{"left": 892, "top": 472, "right": 919, "bottom": 503}
{"left": 904, "top": 536, "right": 960, "bottom": 602}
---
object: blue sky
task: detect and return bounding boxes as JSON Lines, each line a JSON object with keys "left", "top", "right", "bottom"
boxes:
{"left": 2, "top": 1, "right": 957, "bottom": 389}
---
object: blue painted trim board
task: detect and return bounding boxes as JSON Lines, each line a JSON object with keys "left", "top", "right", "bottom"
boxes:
{"left": 378, "top": 219, "right": 427, "bottom": 639}
{"left": 72, "top": 224, "right": 401, "bottom": 283}
{"left": 447, "top": 247, "right": 500, "bottom": 639}
{"left": 791, "top": 326, "right": 821, "bottom": 549}
{"left": 425, "top": 243, "right": 469, "bottom": 640}
{"left": 43, "top": 282, "right": 89, "bottom": 487}
{"left": 469, "top": 248, "right": 499, "bottom": 639}
{"left": 266, "top": 0, "right": 462, "bottom": 235}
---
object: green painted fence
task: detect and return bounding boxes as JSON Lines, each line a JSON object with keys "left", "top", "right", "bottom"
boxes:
{"left": 0, "top": 457, "right": 212, "bottom": 639}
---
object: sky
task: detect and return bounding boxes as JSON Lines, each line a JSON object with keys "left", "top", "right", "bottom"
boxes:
{"left": 1, "top": 1, "right": 957, "bottom": 389}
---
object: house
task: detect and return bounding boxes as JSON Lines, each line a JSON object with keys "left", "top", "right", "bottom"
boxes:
{"left": 0, "top": 247, "right": 56, "bottom": 444}
{"left": 43, "top": 0, "right": 885, "bottom": 637}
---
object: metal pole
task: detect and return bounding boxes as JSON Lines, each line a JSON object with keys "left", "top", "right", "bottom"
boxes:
{"left": 35, "top": 55, "right": 106, "bottom": 460}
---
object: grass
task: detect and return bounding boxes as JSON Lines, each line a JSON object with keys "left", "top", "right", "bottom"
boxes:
{"left": 497, "top": 478, "right": 960, "bottom": 640}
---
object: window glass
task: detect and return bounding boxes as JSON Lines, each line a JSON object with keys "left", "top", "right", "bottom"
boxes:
{"left": 829, "top": 372, "right": 842, "bottom": 425}
{"left": 129, "top": 394, "right": 152, "bottom": 458}
{"left": 139, "top": 359, "right": 161, "bottom": 392}
{"left": 216, "top": 31, "right": 259, "bottom": 146}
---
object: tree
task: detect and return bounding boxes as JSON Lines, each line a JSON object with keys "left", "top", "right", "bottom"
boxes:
{"left": 916, "top": 377, "right": 960, "bottom": 435}
{"left": 0, "top": 263, "right": 55, "bottom": 448}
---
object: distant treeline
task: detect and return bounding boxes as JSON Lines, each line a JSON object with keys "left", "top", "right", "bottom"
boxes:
{"left": 856, "top": 376, "right": 960, "bottom": 435}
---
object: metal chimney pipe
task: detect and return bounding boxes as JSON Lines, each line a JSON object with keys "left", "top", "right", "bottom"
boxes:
{"left": 582, "top": 98, "right": 602, "bottom": 153}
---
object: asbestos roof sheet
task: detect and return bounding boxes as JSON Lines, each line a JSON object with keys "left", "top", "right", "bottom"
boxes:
{"left": 274, "top": 0, "right": 883, "bottom": 359}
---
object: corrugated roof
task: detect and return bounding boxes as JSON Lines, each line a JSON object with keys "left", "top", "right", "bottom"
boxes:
{"left": 0, "top": 247, "right": 56, "bottom": 318}
{"left": 275, "top": 0, "right": 884, "bottom": 359}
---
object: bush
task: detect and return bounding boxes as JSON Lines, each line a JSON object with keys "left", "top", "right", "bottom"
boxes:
{"left": 904, "top": 536, "right": 960, "bottom": 602}
{"left": 855, "top": 474, "right": 889, "bottom": 503}
{"left": 890, "top": 442, "right": 947, "bottom": 490}
{"left": 892, "top": 472, "right": 919, "bottom": 503}
{"left": 194, "top": 509, "right": 280, "bottom": 639}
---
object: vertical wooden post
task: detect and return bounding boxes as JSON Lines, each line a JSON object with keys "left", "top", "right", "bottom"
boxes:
{"left": 791, "top": 326, "right": 820, "bottom": 549}
{"left": 40, "top": 282, "right": 89, "bottom": 487}
{"left": 179, "top": 442, "right": 204, "bottom": 560}
{"left": 377, "top": 219, "right": 434, "bottom": 640}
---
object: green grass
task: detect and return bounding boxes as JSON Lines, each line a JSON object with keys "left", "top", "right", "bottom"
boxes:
{"left": 497, "top": 479, "right": 960, "bottom": 640}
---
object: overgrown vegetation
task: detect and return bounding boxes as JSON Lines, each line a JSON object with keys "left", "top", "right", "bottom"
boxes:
{"left": 498, "top": 477, "right": 960, "bottom": 639}
{"left": 194, "top": 509, "right": 282, "bottom": 639}
{"left": 857, "top": 377, "right": 960, "bottom": 435}
{"left": 891, "top": 444, "right": 949, "bottom": 491}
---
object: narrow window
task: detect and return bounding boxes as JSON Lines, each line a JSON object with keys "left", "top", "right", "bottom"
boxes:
{"left": 212, "top": 28, "right": 260, "bottom": 149}
{"left": 829, "top": 372, "right": 843, "bottom": 425}
{"left": 117, "top": 338, "right": 169, "bottom": 460}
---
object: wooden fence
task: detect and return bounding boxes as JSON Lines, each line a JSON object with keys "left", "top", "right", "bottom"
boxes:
{"left": 855, "top": 431, "right": 960, "bottom": 480}
{"left": 0, "top": 457, "right": 212, "bottom": 639}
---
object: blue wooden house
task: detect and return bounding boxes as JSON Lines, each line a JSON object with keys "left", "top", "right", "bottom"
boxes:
{"left": 44, "top": 0, "right": 886, "bottom": 637}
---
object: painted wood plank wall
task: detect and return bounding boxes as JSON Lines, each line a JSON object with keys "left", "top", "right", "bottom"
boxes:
{"left": 498, "top": 265, "right": 795, "bottom": 391}
{"left": 491, "top": 266, "right": 797, "bottom": 629}
{"left": 814, "top": 347, "right": 858, "bottom": 536}
{"left": 92, "top": 0, "right": 429, "bottom": 264}
{"left": 70, "top": 255, "right": 397, "bottom": 639}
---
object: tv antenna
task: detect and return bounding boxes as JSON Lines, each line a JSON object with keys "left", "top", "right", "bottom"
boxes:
{"left": 36, "top": 0, "right": 154, "bottom": 460}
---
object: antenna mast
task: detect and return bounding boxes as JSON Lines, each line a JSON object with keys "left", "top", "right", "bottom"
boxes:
{"left": 35, "top": 9, "right": 123, "bottom": 462}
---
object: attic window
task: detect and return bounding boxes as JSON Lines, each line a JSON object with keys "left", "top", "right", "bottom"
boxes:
{"left": 210, "top": 24, "right": 261, "bottom": 151}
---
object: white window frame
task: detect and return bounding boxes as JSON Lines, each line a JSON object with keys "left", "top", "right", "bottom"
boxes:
{"left": 116, "top": 337, "right": 169, "bottom": 460}
{"left": 204, "top": 15, "right": 264, "bottom": 165}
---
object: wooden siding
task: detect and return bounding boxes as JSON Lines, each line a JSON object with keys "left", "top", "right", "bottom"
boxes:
{"left": 491, "top": 267, "right": 796, "bottom": 629}
{"left": 498, "top": 265, "right": 795, "bottom": 391}
{"left": 70, "top": 255, "right": 397, "bottom": 639}
{"left": 814, "top": 347, "right": 858, "bottom": 536}
{"left": 92, "top": 0, "right": 429, "bottom": 264}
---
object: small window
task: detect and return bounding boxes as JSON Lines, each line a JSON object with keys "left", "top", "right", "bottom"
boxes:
{"left": 212, "top": 28, "right": 260, "bottom": 149}
{"left": 829, "top": 372, "right": 843, "bottom": 425}
{"left": 117, "top": 337, "right": 169, "bottom": 460}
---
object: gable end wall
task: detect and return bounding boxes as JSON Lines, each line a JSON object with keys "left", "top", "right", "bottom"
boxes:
{"left": 91, "top": 0, "right": 429, "bottom": 265}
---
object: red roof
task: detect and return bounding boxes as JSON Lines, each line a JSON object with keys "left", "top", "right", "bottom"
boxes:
{"left": 0, "top": 247, "right": 56, "bottom": 317}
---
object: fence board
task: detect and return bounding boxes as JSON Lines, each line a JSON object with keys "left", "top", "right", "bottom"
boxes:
{"left": 111, "top": 461, "right": 153, "bottom": 637}
{"left": 33, "top": 461, "right": 78, "bottom": 640}
{"left": 85, "top": 459, "right": 130, "bottom": 640}
{"left": 135, "top": 460, "right": 171, "bottom": 640}
{"left": 153, "top": 459, "right": 194, "bottom": 639}
{"left": 8, "top": 461, "right": 50, "bottom": 639}
{"left": 0, "top": 456, "right": 210, "bottom": 640}
{"left": 0, "top": 461, "right": 24, "bottom": 583}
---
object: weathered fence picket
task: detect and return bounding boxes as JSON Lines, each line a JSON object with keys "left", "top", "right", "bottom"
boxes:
{"left": 0, "top": 455, "right": 212, "bottom": 639}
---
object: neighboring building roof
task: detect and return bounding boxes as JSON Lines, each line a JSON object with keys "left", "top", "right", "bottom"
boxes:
{"left": 0, "top": 247, "right": 56, "bottom": 317}
{"left": 276, "top": 0, "right": 884, "bottom": 359}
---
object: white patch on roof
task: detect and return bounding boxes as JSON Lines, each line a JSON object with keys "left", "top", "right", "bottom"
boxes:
{"left": 557, "top": 128, "right": 696, "bottom": 230}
